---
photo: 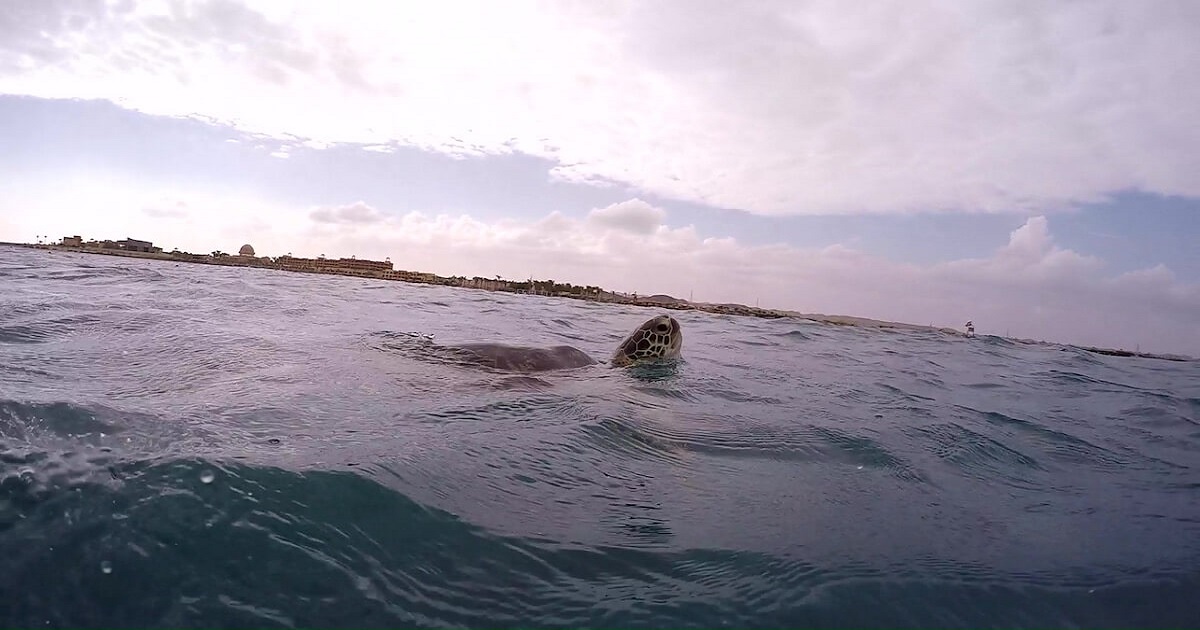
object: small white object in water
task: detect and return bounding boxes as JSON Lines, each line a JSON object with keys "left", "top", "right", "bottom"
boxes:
{"left": 100, "top": 560, "right": 112, "bottom": 574}
{"left": 199, "top": 470, "right": 215, "bottom": 484}
{"left": 857, "top": 465, "right": 864, "bottom": 470}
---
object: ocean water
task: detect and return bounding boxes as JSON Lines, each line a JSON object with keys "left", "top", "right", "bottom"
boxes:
{"left": 1, "top": 245, "right": 1198, "bottom": 629}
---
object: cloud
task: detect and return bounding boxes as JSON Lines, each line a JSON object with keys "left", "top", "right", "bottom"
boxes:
{"left": 142, "top": 199, "right": 189, "bottom": 219}
{"left": 585, "top": 198, "right": 666, "bottom": 235}
{"left": 2, "top": 181, "right": 1195, "bottom": 353}
{"left": 941, "top": 216, "right": 1102, "bottom": 284}
{"left": 1, "top": 1, "right": 1196, "bottom": 216}
{"left": 285, "top": 200, "right": 1200, "bottom": 354}
{"left": 309, "top": 201, "right": 385, "bottom": 225}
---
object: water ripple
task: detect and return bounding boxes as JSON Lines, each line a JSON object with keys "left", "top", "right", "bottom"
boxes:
{"left": 1, "top": 245, "right": 1198, "bottom": 628}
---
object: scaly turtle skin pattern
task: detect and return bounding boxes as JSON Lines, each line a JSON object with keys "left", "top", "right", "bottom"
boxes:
{"left": 453, "top": 314, "right": 683, "bottom": 373}
{"left": 609, "top": 314, "right": 683, "bottom": 367}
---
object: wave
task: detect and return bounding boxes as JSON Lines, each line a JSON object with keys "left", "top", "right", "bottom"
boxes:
{"left": 3, "top": 244, "right": 1199, "bottom": 628}
{"left": 3, "top": 455, "right": 1198, "bottom": 628}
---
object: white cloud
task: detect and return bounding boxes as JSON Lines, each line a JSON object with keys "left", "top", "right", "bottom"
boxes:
{"left": 2, "top": 183, "right": 1196, "bottom": 353}
{"left": 1, "top": 0, "right": 1197, "bottom": 216}
{"left": 310, "top": 201, "right": 385, "bottom": 225}
{"left": 287, "top": 199, "right": 1197, "bottom": 355}
{"left": 585, "top": 198, "right": 665, "bottom": 235}
{"left": 142, "top": 198, "right": 190, "bottom": 219}
{"left": 941, "top": 215, "right": 1103, "bottom": 285}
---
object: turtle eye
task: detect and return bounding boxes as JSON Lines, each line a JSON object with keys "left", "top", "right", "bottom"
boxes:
{"left": 655, "top": 322, "right": 670, "bottom": 333}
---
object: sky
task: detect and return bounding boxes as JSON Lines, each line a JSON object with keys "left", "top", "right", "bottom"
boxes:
{"left": 1, "top": 0, "right": 1198, "bottom": 355}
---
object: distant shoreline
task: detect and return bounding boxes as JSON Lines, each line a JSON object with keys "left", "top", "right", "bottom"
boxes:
{"left": 4, "top": 241, "right": 1192, "bottom": 362}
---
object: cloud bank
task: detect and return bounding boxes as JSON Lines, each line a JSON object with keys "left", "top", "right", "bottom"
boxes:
{"left": 287, "top": 199, "right": 1198, "bottom": 355}
{"left": 3, "top": 181, "right": 1195, "bottom": 353}
{"left": 2, "top": 0, "right": 1197, "bottom": 216}
{"left": 310, "top": 201, "right": 385, "bottom": 225}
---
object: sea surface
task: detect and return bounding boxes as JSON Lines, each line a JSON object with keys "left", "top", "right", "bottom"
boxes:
{"left": 1, "top": 245, "right": 1198, "bottom": 629}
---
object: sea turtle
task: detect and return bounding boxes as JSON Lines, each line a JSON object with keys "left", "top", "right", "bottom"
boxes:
{"left": 448, "top": 314, "right": 683, "bottom": 373}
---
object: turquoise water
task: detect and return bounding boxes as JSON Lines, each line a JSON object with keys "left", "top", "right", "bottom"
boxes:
{"left": 1, "top": 245, "right": 1197, "bottom": 628}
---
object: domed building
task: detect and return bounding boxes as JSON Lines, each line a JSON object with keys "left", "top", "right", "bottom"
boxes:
{"left": 238, "top": 244, "right": 255, "bottom": 257}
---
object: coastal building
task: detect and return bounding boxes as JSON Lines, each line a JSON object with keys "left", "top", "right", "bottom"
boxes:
{"left": 272, "top": 255, "right": 393, "bottom": 278}
{"left": 462, "top": 276, "right": 513, "bottom": 291}
{"left": 315, "top": 257, "right": 393, "bottom": 278}
{"left": 61, "top": 235, "right": 82, "bottom": 247}
{"left": 223, "top": 243, "right": 272, "bottom": 266}
{"left": 327, "top": 257, "right": 392, "bottom": 275}
{"left": 119, "top": 238, "right": 154, "bottom": 252}
{"left": 385, "top": 269, "right": 440, "bottom": 283}
{"left": 274, "top": 255, "right": 320, "bottom": 273}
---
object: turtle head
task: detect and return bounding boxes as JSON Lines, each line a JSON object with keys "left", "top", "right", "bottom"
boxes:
{"left": 611, "top": 314, "right": 683, "bottom": 367}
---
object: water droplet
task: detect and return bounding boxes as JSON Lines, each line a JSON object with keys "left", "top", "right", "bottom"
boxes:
{"left": 199, "top": 470, "right": 215, "bottom": 484}
{"left": 100, "top": 560, "right": 112, "bottom": 574}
